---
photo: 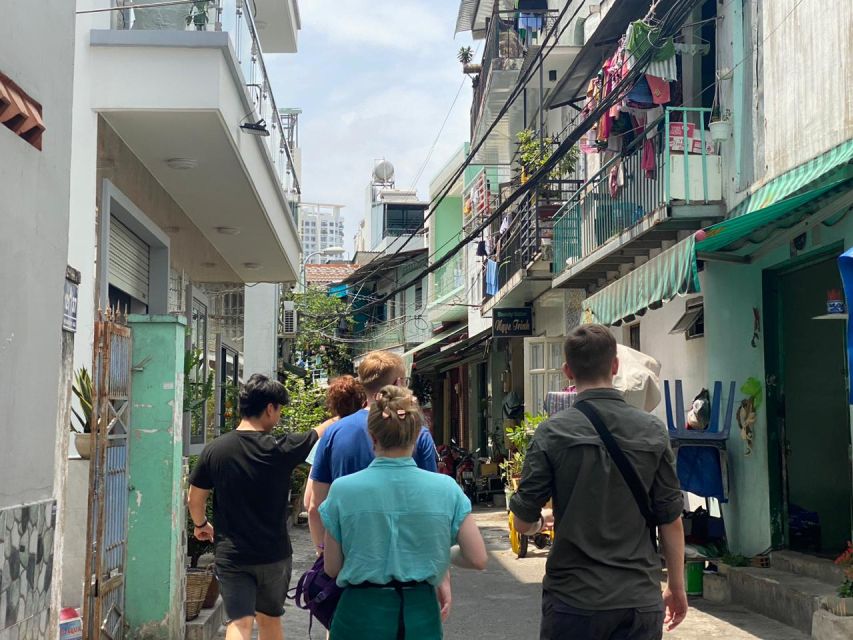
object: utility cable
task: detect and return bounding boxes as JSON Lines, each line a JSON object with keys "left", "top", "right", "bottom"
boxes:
{"left": 349, "top": 0, "right": 706, "bottom": 315}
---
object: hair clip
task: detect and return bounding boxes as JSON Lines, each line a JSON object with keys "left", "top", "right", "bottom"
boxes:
{"left": 381, "top": 410, "right": 391, "bottom": 419}
{"left": 396, "top": 409, "right": 406, "bottom": 419}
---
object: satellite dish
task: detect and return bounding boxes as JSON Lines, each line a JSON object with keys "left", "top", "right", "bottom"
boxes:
{"left": 373, "top": 160, "right": 395, "bottom": 183}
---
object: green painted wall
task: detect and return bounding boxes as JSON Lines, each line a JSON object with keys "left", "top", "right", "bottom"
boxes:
{"left": 703, "top": 212, "right": 853, "bottom": 555}
{"left": 432, "top": 195, "right": 462, "bottom": 260}
{"left": 125, "top": 315, "right": 187, "bottom": 639}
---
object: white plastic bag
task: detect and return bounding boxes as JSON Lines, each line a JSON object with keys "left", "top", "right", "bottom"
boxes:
{"left": 614, "top": 344, "right": 662, "bottom": 412}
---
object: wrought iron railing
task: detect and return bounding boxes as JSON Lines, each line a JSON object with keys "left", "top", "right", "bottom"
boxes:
{"left": 110, "top": 0, "right": 301, "bottom": 207}
{"left": 483, "top": 178, "right": 582, "bottom": 301}
{"left": 552, "top": 107, "right": 716, "bottom": 274}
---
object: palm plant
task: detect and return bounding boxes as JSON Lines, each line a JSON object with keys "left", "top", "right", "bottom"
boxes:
{"left": 71, "top": 367, "right": 94, "bottom": 433}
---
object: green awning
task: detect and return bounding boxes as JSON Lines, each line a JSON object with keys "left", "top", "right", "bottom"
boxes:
{"left": 730, "top": 139, "right": 853, "bottom": 218}
{"left": 696, "top": 181, "right": 848, "bottom": 253}
{"left": 582, "top": 236, "right": 700, "bottom": 326}
{"left": 402, "top": 325, "right": 468, "bottom": 359}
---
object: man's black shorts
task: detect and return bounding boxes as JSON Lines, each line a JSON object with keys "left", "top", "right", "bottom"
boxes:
{"left": 540, "top": 590, "right": 664, "bottom": 640}
{"left": 215, "top": 557, "right": 293, "bottom": 622}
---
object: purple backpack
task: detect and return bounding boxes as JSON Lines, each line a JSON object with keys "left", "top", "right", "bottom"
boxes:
{"left": 290, "top": 555, "right": 342, "bottom": 632}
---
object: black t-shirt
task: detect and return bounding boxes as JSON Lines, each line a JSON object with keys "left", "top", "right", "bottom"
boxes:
{"left": 189, "top": 429, "right": 318, "bottom": 566}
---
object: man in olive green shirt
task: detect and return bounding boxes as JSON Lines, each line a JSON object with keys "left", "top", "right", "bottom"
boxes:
{"left": 510, "top": 325, "right": 687, "bottom": 639}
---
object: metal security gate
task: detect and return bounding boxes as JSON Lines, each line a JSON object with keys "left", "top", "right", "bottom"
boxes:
{"left": 83, "top": 312, "right": 133, "bottom": 640}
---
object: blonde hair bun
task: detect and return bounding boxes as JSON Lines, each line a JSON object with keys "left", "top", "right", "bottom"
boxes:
{"left": 368, "top": 386, "right": 423, "bottom": 451}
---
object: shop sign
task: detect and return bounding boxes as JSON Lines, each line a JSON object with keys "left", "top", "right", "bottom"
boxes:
{"left": 492, "top": 308, "right": 533, "bottom": 338}
{"left": 63, "top": 279, "right": 78, "bottom": 333}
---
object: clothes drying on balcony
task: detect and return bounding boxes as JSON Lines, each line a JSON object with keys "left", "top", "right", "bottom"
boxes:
{"left": 485, "top": 259, "right": 499, "bottom": 296}
{"left": 625, "top": 21, "right": 678, "bottom": 82}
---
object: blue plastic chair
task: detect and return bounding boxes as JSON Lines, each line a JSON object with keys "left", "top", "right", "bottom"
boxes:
{"left": 664, "top": 380, "right": 735, "bottom": 448}
{"left": 664, "top": 379, "right": 735, "bottom": 502}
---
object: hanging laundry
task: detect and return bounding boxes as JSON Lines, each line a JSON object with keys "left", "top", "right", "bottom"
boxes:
{"left": 499, "top": 213, "right": 511, "bottom": 235}
{"left": 627, "top": 75, "right": 654, "bottom": 104}
{"left": 645, "top": 74, "right": 671, "bottom": 105}
{"left": 485, "top": 259, "right": 499, "bottom": 296}
{"left": 625, "top": 21, "right": 678, "bottom": 82}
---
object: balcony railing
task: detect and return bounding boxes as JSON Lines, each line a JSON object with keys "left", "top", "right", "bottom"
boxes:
{"left": 353, "top": 318, "right": 407, "bottom": 356}
{"left": 110, "top": 0, "right": 301, "bottom": 205}
{"left": 471, "top": 8, "right": 557, "bottom": 137}
{"left": 552, "top": 107, "right": 718, "bottom": 274}
{"left": 429, "top": 252, "right": 465, "bottom": 306}
{"left": 483, "top": 178, "right": 582, "bottom": 302}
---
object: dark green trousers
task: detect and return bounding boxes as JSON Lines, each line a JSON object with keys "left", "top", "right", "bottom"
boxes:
{"left": 330, "top": 583, "right": 442, "bottom": 639}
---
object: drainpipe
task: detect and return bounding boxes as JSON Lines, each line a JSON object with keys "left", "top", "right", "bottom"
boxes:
{"left": 732, "top": 0, "right": 745, "bottom": 187}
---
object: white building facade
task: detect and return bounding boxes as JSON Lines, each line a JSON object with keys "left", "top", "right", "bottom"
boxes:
{"left": 298, "top": 202, "right": 346, "bottom": 262}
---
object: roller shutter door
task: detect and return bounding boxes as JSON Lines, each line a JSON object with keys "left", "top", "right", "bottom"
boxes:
{"left": 108, "top": 217, "right": 150, "bottom": 303}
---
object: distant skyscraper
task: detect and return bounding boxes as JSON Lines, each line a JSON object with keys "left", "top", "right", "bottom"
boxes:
{"left": 298, "top": 202, "right": 346, "bottom": 262}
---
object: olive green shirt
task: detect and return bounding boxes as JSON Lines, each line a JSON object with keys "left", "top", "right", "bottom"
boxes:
{"left": 509, "top": 388, "right": 683, "bottom": 611}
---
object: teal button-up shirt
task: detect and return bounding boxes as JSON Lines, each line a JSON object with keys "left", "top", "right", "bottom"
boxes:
{"left": 319, "top": 457, "right": 471, "bottom": 587}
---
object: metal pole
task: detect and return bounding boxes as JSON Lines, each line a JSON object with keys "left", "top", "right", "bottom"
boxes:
{"left": 539, "top": 48, "right": 545, "bottom": 157}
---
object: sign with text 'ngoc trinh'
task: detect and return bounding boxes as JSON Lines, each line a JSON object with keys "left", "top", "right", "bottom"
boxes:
{"left": 492, "top": 308, "right": 533, "bottom": 338}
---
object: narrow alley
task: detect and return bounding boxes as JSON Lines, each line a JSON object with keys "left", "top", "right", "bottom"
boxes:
{"left": 218, "top": 509, "right": 809, "bottom": 639}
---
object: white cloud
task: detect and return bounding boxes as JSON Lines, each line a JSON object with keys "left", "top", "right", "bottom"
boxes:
{"left": 272, "top": 0, "right": 475, "bottom": 253}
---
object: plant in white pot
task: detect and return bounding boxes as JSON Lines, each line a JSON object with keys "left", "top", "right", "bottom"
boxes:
{"left": 71, "top": 367, "right": 95, "bottom": 459}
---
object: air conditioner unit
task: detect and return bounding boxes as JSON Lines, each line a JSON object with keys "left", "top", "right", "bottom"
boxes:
{"left": 281, "top": 301, "right": 298, "bottom": 336}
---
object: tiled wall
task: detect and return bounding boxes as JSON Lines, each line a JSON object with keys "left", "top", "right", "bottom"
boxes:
{"left": 0, "top": 500, "right": 56, "bottom": 640}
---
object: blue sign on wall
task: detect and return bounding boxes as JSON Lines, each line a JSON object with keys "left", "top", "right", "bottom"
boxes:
{"left": 839, "top": 249, "right": 853, "bottom": 404}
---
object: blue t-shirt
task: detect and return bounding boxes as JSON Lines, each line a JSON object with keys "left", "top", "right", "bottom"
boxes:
{"left": 319, "top": 457, "right": 471, "bottom": 587}
{"left": 309, "top": 409, "right": 437, "bottom": 483}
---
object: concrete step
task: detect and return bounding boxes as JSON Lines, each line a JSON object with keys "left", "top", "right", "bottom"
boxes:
{"left": 771, "top": 550, "right": 845, "bottom": 586}
{"left": 726, "top": 566, "right": 838, "bottom": 635}
{"left": 186, "top": 597, "right": 224, "bottom": 640}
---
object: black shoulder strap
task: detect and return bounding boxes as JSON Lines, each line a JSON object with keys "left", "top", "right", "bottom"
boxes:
{"left": 574, "top": 400, "right": 659, "bottom": 550}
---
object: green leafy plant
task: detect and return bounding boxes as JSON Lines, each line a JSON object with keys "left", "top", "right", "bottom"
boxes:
{"left": 500, "top": 412, "right": 547, "bottom": 482}
{"left": 517, "top": 129, "right": 579, "bottom": 181}
{"left": 186, "top": 1, "right": 210, "bottom": 30}
{"left": 285, "top": 286, "right": 354, "bottom": 378}
{"left": 741, "top": 377, "right": 763, "bottom": 410}
{"left": 71, "top": 367, "right": 94, "bottom": 433}
{"left": 457, "top": 46, "right": 474, "bottom": 65}
{"left": 835, "top": 542, "right": 853, "bottom": 597}
{"left": 721, "top": 552, "right": 750, "bottom": 567}
{"left": 184, "top": 347, "right": 215, "bottom": 441}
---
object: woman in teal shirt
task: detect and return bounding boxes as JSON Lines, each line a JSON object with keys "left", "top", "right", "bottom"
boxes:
{"left": 319, "top": 386, "right": 487, "bottom": 639}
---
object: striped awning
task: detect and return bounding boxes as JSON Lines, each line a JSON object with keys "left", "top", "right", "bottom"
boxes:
{"left": 729, "top": 139, "right": 853, "bottom": 218}
{"left": 582, "top": 236, "right": 700, "bottom": 326}
{"left": 455, "top": 0, "right": 513, "bottom": 36}
{"left": 402, "top": 325, "right": 468, "bottom": 359}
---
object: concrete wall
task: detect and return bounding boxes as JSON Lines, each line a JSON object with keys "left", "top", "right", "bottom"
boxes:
{"left": 702, "top": 210, "right": 853, "bottom": 555}
{"left": 624, "top": 291, "right": 708, "bottom": 425}
{"left": 760, "top": 0, "right": 853, "bottom": 182}
{"left": 59, "top": 461, "right": 90, "bottom": 609}
{"left": 125, "top": 316, "right": 187, "bottom": 640}
{"left": 243, "top": 284, "right": 280, "bottom": 378}
{"left": 0, "top": 0, "right": 74, "bottom": 508}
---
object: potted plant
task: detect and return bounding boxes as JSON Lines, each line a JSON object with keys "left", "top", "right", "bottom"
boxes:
{"left": 828, "top": 541, "right": 853, "bottom": 616}
{"left": 516, "top": 129, "right": 579, "bottom": 193}
{"left": 186, "top": 1, "right": 211, "bottom": 31}
{"left": 71, "top": 367, "right": 95, "bottom": 459}
{"left": 500, "top": 413, "right": 546, "bottom": 493}
{"left": 458, "top": 46, "right": 481, "bottom": 75}
{"left": 709, "top": 107, "right": 732, "bottom": 142}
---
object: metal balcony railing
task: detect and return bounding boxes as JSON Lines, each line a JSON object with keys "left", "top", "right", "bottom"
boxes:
{"left": 111, "top": 1, "right": 301, "bottom": 210}
{"left": 429, "top": 252, "right": 465, "bottom": 306}
{"left": 471, "top": 8, "right": 558, "bottom": 138}
{"left": 483, "top": 178, "right": 582, "bottom": 302}
{"left": 352, "top": 318, "right": 407, "bottom": 356}
{"left": 552, "top": 107, "right": 717, "bottom": 274}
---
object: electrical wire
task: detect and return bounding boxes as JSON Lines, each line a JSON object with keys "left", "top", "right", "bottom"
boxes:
{"left": 350, "top": 0, "right": 707, "bottom": 315}
{"left": 344, "top": 0, "right": 588, "bottom": 292}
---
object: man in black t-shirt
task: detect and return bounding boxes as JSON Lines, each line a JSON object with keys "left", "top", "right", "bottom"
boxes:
{"left": 189, "top": 374, "right": 330, "bottom": 640}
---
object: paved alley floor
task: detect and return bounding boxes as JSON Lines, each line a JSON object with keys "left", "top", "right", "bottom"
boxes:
{"left": 219, "top": 507, "right": 808, "bottom": 639}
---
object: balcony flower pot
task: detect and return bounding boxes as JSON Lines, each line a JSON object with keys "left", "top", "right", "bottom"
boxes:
{"left": 74, "top": 433, "right": 92, "bottom": 460}
{"left": 709, "top": 119, "right": 732, "bottom": 141}
{"left": 826, "top": 595, "right": 853, "bottom": 616}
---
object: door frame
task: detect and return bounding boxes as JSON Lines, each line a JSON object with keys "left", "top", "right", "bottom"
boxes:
{"left": 763, "top": 242, "right": 846, "bottom": 549}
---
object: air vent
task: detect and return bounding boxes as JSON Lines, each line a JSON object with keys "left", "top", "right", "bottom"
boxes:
{"left": 281, "top": 301, "right": 298, "bottom": 336}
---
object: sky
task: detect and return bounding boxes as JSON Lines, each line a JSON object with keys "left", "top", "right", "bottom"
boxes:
{"left": 267, "top": 0, "right": 475, "bottom": 256}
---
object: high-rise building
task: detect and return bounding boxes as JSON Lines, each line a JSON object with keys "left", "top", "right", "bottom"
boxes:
{"left": 299, "top": 202, "right": 346, "bottom": 262}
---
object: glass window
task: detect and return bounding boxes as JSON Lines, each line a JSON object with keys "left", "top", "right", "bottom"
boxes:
{"left": 531, "top": 343, "right": 544, "bottom": 370}
{"left": 385, "top": 205, "right": 425, "bottom": 236}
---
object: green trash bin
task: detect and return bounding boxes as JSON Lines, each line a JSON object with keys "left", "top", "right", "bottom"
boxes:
{"left": 685, "top": 561, "right": 704, "bottom": 596}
